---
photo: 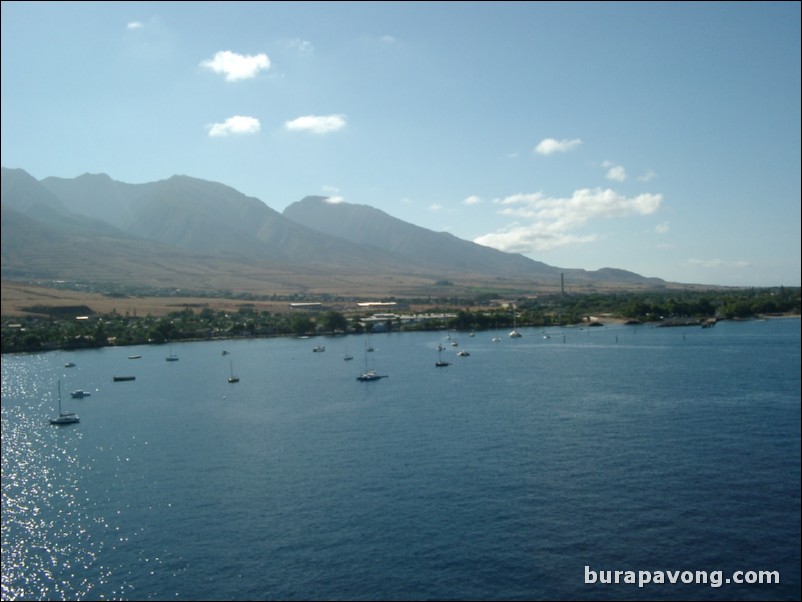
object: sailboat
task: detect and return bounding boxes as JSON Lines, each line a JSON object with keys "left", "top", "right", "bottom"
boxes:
{"left": 50, "top": 380, "right": 79, "bottom": 425}
{"left": 509, "top": 304, "right": 522, "bottom": 338}
{"left": 436, "top": 343, "right": 451, "bottom": 367}
{"left": 165, "top": 343, "right": 179, "bottom": 361}
{"left": 357, "top": 340, "right": 387, "bottom": 381}
{"left": 227, "top": 360, "right": 239, "bottom": 383}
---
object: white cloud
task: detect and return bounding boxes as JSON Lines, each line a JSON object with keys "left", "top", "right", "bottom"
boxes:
{"left": 476, "top": 224, "right": 599, "bottom": 253}
{"left": 285, "top": 114, "right": 346, "bottom": 134}
{"left": 463, "top": 195, "right": 482, "bottom": 206}
{"left": 200, "top": 50, "right": 270, "bottom": 81}
{"left": 688, "top": 259, "right": 752, "bottom": 269}
{"left": 535, "top": 138, "right": 583, "bottom": 155}
{"left": 655, "top": 221, "right": 669, "bottom": 234}
{"left": 638, "top": 169, "right": 657, "bottom": 182}
{"left": 474, "top": 187, "right": 662, "bottom": 253}
{"left": 206, "top": 115, "right": 261, "bottom": 137}
{"left": 127, "top": 21, "right": 143, "bottom": 30}
{"left": 428, "top": 203, "right": 444, "bottom": 212}
{"left": 324, "top": 196, "right": 345, "bottom": 204}
{"left": 285, "top": 38, "right": 314, "bottom": 55}
{"left": 381, "top": 35, "right": 396, "bottom": 44}
{"left": 606, "top": 165, "right": 627, "bottom": 182}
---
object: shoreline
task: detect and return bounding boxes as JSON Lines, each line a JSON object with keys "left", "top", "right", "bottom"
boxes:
{"left": 3, "top": 313, "right": 798, "bottom": 357}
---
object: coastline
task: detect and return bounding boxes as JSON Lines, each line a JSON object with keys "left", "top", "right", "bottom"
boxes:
{"left": 2, "top": 313, "right": 798, "bottom": 356}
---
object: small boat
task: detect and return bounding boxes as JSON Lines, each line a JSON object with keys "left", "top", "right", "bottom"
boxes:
{"left": 356, "top": 370, "right": 388, "bottom": 382}
{"left": 50, "top": 380, "right": 79, "bottom": 425}
{"left": 70, "top": 390, "right": 92, "bottom": 398}
{"left": 113, "top": 375, "right": 136, "bottom": 382}
{"left": 343, "top": 353, "right": 354, "bottom": 361}
{"left": 509, "top": 304, "right": 522, "bottom": 337}
{"left": 227, "top": 360, "right": 239, "bottom": 383}
{"left": 457, "top": 350, "right": 470, "bottom": 357}
{"left": 128, "top": 354, "right": 142, "bottom": 359}
{"left": 313, "top": 345, "right": 325, "bottom": 352}
{"left": 64, "top": 362, "right": 76, "bottom": 368}
{"left": 165, "top": 344, "right": 178, "bottom": 361}
{"left": 436, "top": 345, "right": 451, "bottom": 367}
{"left": 357, "top": 341, "right": 386, "bottom": 381}
{"left": 492, "top": 337, "right": 501, "bottom": 342}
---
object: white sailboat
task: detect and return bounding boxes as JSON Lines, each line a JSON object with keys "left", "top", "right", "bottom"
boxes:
{"left": 227, "top": 360, "right": 239, "bottom": 383}
{"left": 509, "top": 303, "right": 522, "bottom": 338}
{"left": 50, "top": 380, "right": 79, "bottom": 425}
{"left": 436, "top": 343, "right": 451, "bottom": 367}
{"left": 357, "top": 340, "right": 387, "bottom": 381}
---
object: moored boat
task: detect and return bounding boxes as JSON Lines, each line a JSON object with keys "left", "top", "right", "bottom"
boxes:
{"left": 356, "top": 370, "right": 388, "bottom": 382}
{"left": 50, "top": 380, "right": 79, "bottom": 425}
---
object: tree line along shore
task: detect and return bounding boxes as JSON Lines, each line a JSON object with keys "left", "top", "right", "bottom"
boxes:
{"left": 2, "top": 287, "right": 798, "bottom": 355}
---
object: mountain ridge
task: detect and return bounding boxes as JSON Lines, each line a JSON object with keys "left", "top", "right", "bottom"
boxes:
{"left": 282, "top": 195, "right": 664, "bottom": 286}
{"left": 2, "top": 167, "right": 670, "bottom": 296}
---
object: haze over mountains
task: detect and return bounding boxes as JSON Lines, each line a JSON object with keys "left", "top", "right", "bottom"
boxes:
{"left": 1, "top": 167, "right": 669, "bottom": 296}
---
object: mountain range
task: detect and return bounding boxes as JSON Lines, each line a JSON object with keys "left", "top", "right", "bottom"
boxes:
{"left": 1, "top": 167, "right": 670, "bottom": 297}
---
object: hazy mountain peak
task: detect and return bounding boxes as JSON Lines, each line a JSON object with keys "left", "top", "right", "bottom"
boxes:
{"left": 2, "top": 167, "right": 666, "bottom": 291}
{"left": 1, "top": 166, "right": 66, "bottom": 215}
{"left": 284, "top": 194, "right": 558, "bottom": 278}
{"left": 75, "top": 172, "right": 114, "bottom": 181}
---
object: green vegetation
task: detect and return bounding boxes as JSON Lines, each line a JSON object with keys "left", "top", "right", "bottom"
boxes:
{"left": 2, "top": 287, "right": 798, "bottom": 354}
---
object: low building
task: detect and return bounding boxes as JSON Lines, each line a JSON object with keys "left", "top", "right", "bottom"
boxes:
{"left": 289, "top": 302, "right": 323, "bottom": 310}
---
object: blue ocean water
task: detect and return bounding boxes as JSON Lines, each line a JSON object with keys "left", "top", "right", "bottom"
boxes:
{"left": 2, "top": 318, "right": 800, "bottom": 601}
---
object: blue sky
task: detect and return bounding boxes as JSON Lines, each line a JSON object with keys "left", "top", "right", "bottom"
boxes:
{"left": 2, "top": 1, "right": 799, "bottom": 287}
